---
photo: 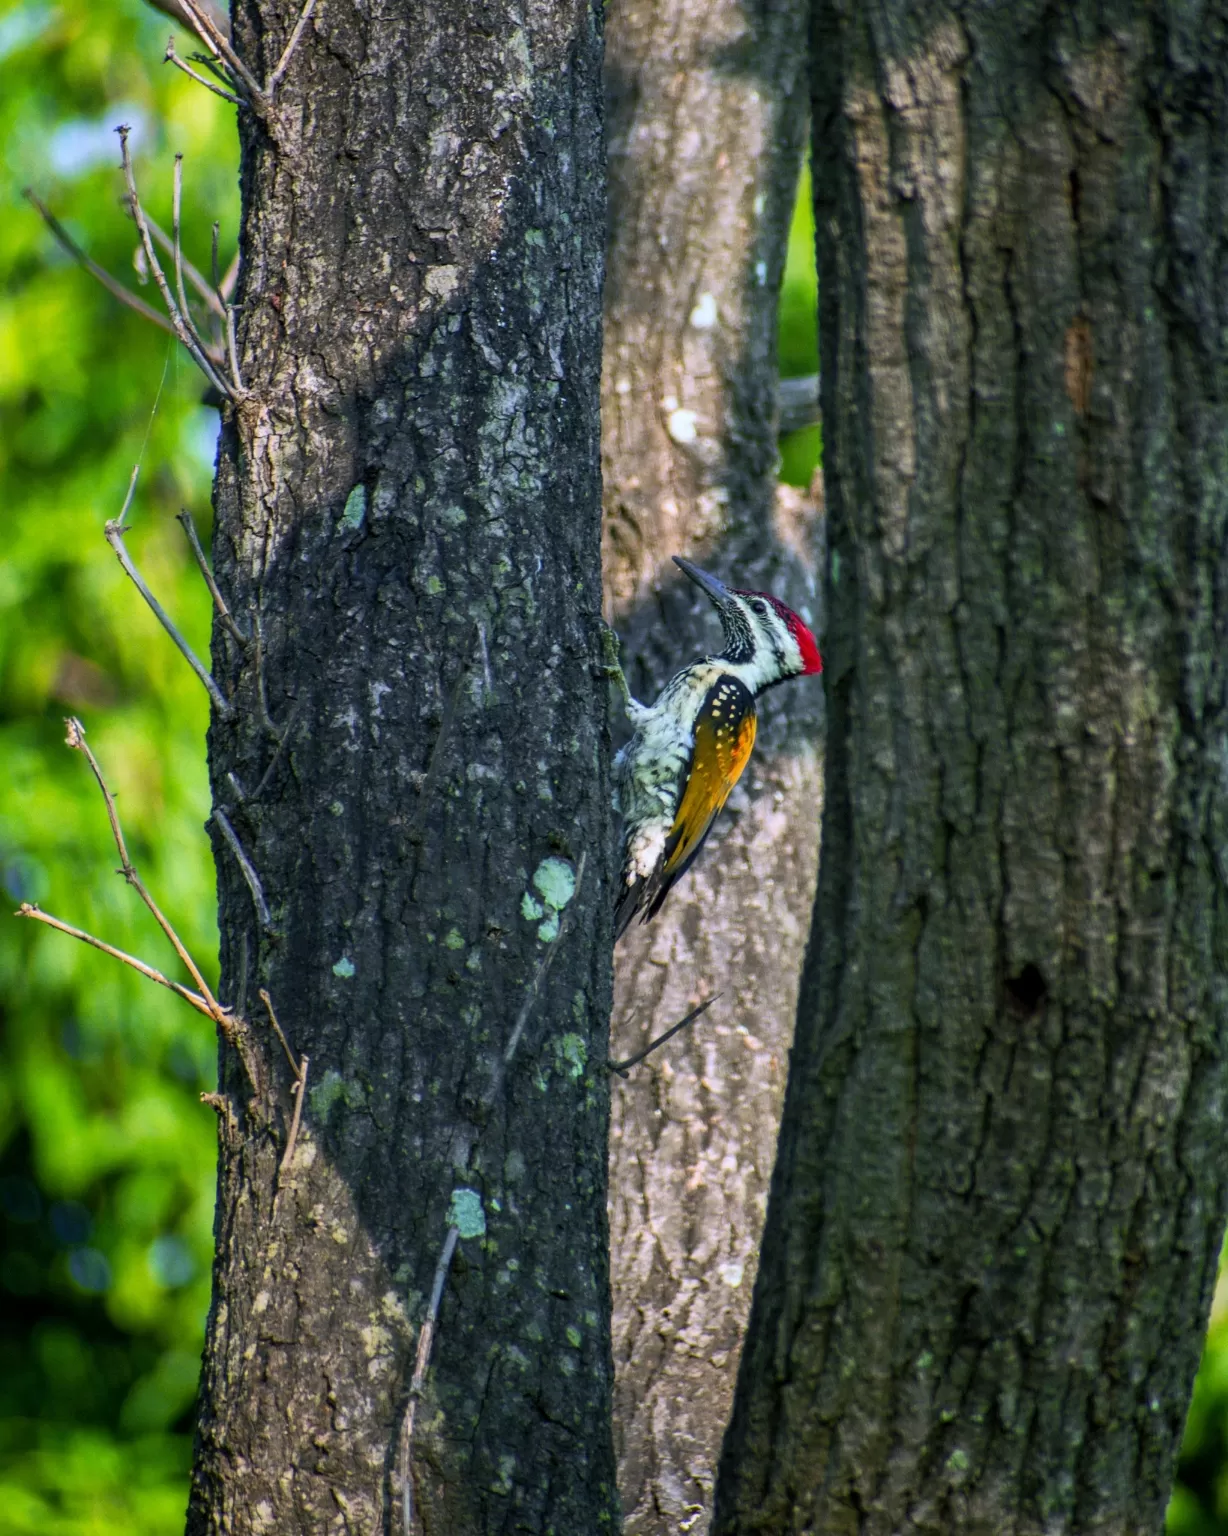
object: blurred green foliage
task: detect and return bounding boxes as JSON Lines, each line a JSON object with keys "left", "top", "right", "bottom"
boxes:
{"left": 1172, "top": 1255, "right": 1228, "bottom": 1533}
{"left": 0, "top": 0, "right": 236, "bottom": 1526}
{"left": 778, "top": 160, "right": 822, "bottom": 489}
{"left": 1, "top": 8, "right": 1225, "bottom": 1530}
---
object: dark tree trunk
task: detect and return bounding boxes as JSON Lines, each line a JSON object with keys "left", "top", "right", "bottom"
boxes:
{"left": 715, "top": 1, "right": 1228, "bottom": 1531}
{"left": 187, "top": 3, "right": 615, "bottom": 1532}
{"left": 601, "top": 1, "right": 816, "bottom": 1530}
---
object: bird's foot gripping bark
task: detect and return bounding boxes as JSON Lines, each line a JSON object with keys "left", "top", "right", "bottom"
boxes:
{"left": 598, "top": 620, "right": 642, "bottom": 718}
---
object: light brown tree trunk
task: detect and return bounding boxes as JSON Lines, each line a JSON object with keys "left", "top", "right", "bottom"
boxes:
{"left": 716, "top": 1, "right": 1228, "bottom": 1530}
{"left": 189, "top": 2, "right": 615, "bottom": 1531}
{"left": 602, "top": 2, "right": 816, "bottom": 1529}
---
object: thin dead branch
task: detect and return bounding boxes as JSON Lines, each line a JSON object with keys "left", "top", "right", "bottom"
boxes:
{"left": 26, "top": 183, "right": 229, "bottom": 366}
{"left": 63, "top": 717, "right": 227, "bottom": 1024}
{"left": 267, "top": 0, "right": 317, "bottom": 95}
{"left": 176, "top": 509, "right": 248, "bottom": 646}
{"left": 219, "top": 249, "right": 239, "bottom": 302}
{"left": 213, "top": 807, "right": 275, "bottom": 933}
{"left": 257, "top": 992, "right": 308, "bottom": 1192}
{"left": 171, "top": 156, "right": 192, "bottom": 342}
{"left": 24, "top": 187, "right": 180, "bottom": 341}
{"left": 117, "top": 128, "right": 238, "bottom": 400}
{"left": 143, "top": 0, "right": 230, "bottom": 42}
{"left": 174, "top": 0, "right": 264, "bottom": 101}
{"left": 167, "top": 0, "right": 316, "bottom": 112}
{"left": 224, "top": 302, "right": 244, "bottom": 396}
{"left": 16, "top": 904, "right": 213, "bottom": 1017}
{"left": 249, "top": 701, "right": 303, "bottom": 803}
{"left": 18, "top": 719, "right": 246, "bottom": 1048}
{"left": 483, "top": 852, "right": 588, "bottom": 1111}
{"left": 608, "top": 994, "right": 720, "bottom": 1077}
{"left": 164, "top": 36, "right": 244, "bottom": 106}
{"left": 104, "top": 477, "right": 233, "bottom": 717}
{"left": 399, "top": 851, "right": 589, "bottom": 1534}
{"left": 278, "top": 1057, "right": 309, "bottom": 1186}
{"left": 251, "top": 610, "right": 285, "bottom": 737}
{"left": 139, "top": 200, "right": 228, "bottom": 320}
{"left": 170, "top": 154, "right": 229, "bottom": 357}
{"left": 260, "top": 988, "right": 301, "bottom": 1078}
{"left": 399, "top": 1224, "right": 461, "bottom": 1536}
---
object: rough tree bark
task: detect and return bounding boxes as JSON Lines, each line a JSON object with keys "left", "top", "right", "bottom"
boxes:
{"left": 188, "top": 2, "right": 615, "bottom": 1532}
{"left": 716, "top": 0, "right": 1228, "bottom": 1531}
{"left": 602, "top": 1, "right": 817, "bottom": 1530}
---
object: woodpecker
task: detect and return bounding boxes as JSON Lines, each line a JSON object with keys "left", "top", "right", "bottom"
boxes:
{"left": 613, "top": 556, "right": 822, "bottom": 939}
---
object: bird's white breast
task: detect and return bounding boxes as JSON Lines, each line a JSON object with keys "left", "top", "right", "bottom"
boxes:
{"left": 613, "top": 663, "right": 723, "bottom": 878}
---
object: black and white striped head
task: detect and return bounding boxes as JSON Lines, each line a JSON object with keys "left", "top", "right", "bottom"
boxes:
{"left": 674, "top": 556, "right": 822, "bottom": 694}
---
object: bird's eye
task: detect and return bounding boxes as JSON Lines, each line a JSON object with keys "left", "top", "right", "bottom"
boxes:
{"left": 750, "top": 598, "right": 766, "bottom": 615}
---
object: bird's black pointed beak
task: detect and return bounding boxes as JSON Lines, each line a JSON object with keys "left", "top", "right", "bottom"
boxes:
{"left": 673, "top": 556, "right": 730, "bottom": 608}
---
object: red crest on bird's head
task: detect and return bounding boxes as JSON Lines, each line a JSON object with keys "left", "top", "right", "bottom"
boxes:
{"left": 757, "top": 593, "right": 823, "bottom": 676}
{"left": 673, "top": 556, "right": 823, "bottom": 686}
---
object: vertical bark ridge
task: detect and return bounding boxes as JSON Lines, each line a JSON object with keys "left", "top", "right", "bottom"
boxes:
{"left": 716, "top": 1, "right": 1228, "bottom": 1531}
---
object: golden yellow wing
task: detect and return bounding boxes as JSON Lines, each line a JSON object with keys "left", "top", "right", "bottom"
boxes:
{"left": 655, "top": 675, "right": 757, "bottom": 901}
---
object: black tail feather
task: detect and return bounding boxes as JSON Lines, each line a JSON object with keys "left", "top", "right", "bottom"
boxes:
{"left": 614, "top": 861, "right": 672, "bottom": 943}
{"left": 614, "top": 878, "right": 645, "bottom": 942}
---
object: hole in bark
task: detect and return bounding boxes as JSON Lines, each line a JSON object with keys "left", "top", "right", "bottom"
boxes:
{"left": 1005, "top": 963, "right": 1048, "bottom": 1017}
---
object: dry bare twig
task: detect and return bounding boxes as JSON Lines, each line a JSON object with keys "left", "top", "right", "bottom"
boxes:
{"left": 398, "top": 1223, "right": 460, "bottom": 1535}
{"left": 260, "top": 988, "right": 300, "bottom": 1077}
{"left": 104, "top": 469, "right": 233, "bottom": 717}
{"left": 248, "top": 701, "right": 304, "bottom": 804}
{"left": 66, "top": 717, "right": 225, "bottom": 1017}
{"left": 259, "top": 991, "right": 309, "bottom": 1188}
{"left": 174, "top": 0, "right": 264, "bottom": 102}
{"left": 118, "top": 127, "right": 239, "bottom": 400}
{"left": 15, "top": 905, "right": 212, "bottom": 1017}
{"left": 165, "top": 0, "right": 316, "bottom": 114}
{"left": 23, "top": 188, "right": 180, "bottom": 342}
{"left": 213, "top": 807, "right": 276, "bottom": 933}
{"left": 398, "top": 852, "right": 588, "bottom": 1535}
{"left": 278, "top": 1057, "right": 309, "bottom": 1185}
{"left": 14, "top": 721, "right": 289, "bottom": 1117}
{"left": 16, "top": 720, "right": 234, "bottom": 1038}
{"left": 176, "top": 509, "right": 248, "bottom": 647}
{"left": 28, "top": 89, "right": 244, "bottom": 378}
{"left": 25, "top": 185, "right": 233, "bottom": 373}
{"left": 218, "top": 247, "right": 240, "bottom": 303}
{"left": 267, "top": 0, "right": 318, "bottom": 96}
{"left": 224, "top": 302, "right": 244, "bottom": 399}
{"left": 143, "top": 0, "right": 230, "bottom": 42}
{"left": 607, "top": 994, "right": 720, "bottom": 1077}
{"left": 137, "top": 199, "right": 229, "bottom": 321}
{"left": 251, "top": 610, "right": 290, "bottom": 739}
{"left": 172, "top": 156, "right": 195, "bottom": 331}
{"left": 164, "top": 35, "right": 244, "bottom": 107}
